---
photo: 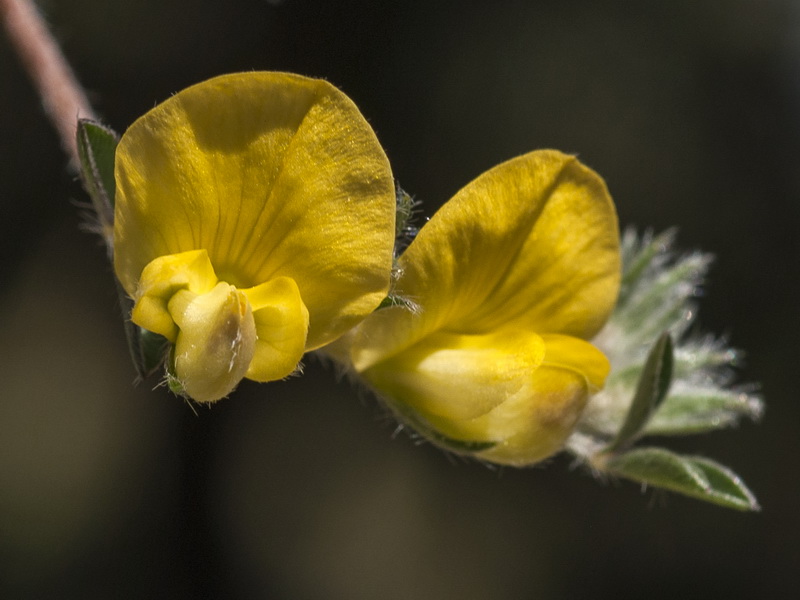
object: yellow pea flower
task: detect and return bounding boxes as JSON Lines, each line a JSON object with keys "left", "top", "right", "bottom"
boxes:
{"left": 114, "top": 72, "right": 395, "bottom": 403}
{"left": 335, "top": 150, "right": 620, "bottom": 466}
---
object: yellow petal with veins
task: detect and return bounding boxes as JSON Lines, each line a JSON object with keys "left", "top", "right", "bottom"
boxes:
{"left": 336, "top": 150, "right": 620, "bottom": 466}
{"left": 349, "top": 150, "right": 619, "bottom": 372}
{"left": 114, "top": 72, "right": 395, "bottom": 351}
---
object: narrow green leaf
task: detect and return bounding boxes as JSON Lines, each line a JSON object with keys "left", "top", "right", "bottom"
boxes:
{"left": 604, "top": 332, "right": 674, "bottom": 452}
{"left": 646, "top": 389, "right": 764, "bottom": 435}
{"left": 606, "top": 447, "right": 760, "bottom": 511}
{"left": 618, "top": 229, "right": 676, "bottom": 307}
{"left": 76, "top": 119, "right": 119, "bottom": 245}
{"left": 627, "top": 254, "right": 710, "bottom": 339}
{"left": 77, "top": 119, "right": 118, "bottom": 205}
{"left": 672, "top": 342, "right": 739, "bottom": 378}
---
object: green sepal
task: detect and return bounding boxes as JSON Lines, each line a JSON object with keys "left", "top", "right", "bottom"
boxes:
{"left": 76, "top": 119, "right": 119, "bottom": 246}
{"left": 376, "top": 294, "right": 416, "bottom": 311}
{"left": 604, "top": 332, "right": 673, "bottom": 452}
{"left": 165, "top": 345, "right": 187, "bottom": 397}
{"left": 430, "top": 434, "right": 497, "bottom": 454}
{"left": 393, "top": 183, "right": 419, "bottom": 256}
{"left": 605, "top": 447, "right": 760, "bottom": 511}
{"left": 138, "top": 329, "right": 170, "bottom": 377}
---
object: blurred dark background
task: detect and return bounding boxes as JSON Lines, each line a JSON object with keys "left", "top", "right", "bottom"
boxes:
{"left": 1, "top": 0, "right": 798, "bottom": 598}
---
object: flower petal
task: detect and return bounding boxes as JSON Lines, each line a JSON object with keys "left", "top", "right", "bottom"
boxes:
{"left": 363, "top": 329, "right": 545, "bottom": 420}
{"left": 243, "top": 277, "right": 309, "bottom": 382}
{"left": 114, "top": 72, "right": 395, "bottom": 350}
{"left": 169, "top": 282, "right": 256, "bottom": 403}
{"left": 473, "top": 364, "right": 591, "bottom": 466}
{"left": 377, "top": 333, "right": 608, "bottom": 466}
{"left": 540, "top": 333, "right": 610, "bottom": 392}
{"left": 131, "top": 249, "right": 219, "bottom": 341}
{"left": 349, "top": 150, "right": 619, "bottom": 371}
{"left": 414, "top": 361, "right": 592, "bottom": 466}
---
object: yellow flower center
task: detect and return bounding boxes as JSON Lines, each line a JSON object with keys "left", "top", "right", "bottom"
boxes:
{"left": 131, "top": 249, "right": 309, "bottom": 402}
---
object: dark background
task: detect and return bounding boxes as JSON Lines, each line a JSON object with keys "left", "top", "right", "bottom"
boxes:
{"left": 2, "top": 0, "right": 798, "bottom": 598}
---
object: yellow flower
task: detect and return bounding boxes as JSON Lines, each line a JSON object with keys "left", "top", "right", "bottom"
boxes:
{"left": 113, "top": 72, "right": 395, "bottom": 402}
{"left": 336, "top": 150, "right": 620, "bottom": 466}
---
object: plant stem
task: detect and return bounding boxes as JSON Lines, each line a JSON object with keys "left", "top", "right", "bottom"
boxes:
{"left": 1, "top": 0, "right": 96, "bottom": 166}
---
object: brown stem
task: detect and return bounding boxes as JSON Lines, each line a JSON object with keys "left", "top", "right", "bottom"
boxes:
{"left": 1, "top": 0, "right": 97, "bottom": 166}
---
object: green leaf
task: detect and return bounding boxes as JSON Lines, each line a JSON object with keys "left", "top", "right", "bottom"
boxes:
{"left": 618, "top": 229, "right": 675, "bottom": 307}
{"left": 605, "top": 447, "right": 760, "bottom": 511}
{"left": 604, "top": 332, "right": 674, "bottom": 452}
{"left": 612, "top": 229, "right": 714, "bottom": 346}
{"left": 671, "top": 341, "right": 739, "bottom": 378}
{"left": 76, "top": 119, "right": 119, "bottom": 245}
{"left": 626, "top": 254, "right": 711, "bottom": 341}
{"left": 646, "top": 389, "right": 764, "bottom": 435}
